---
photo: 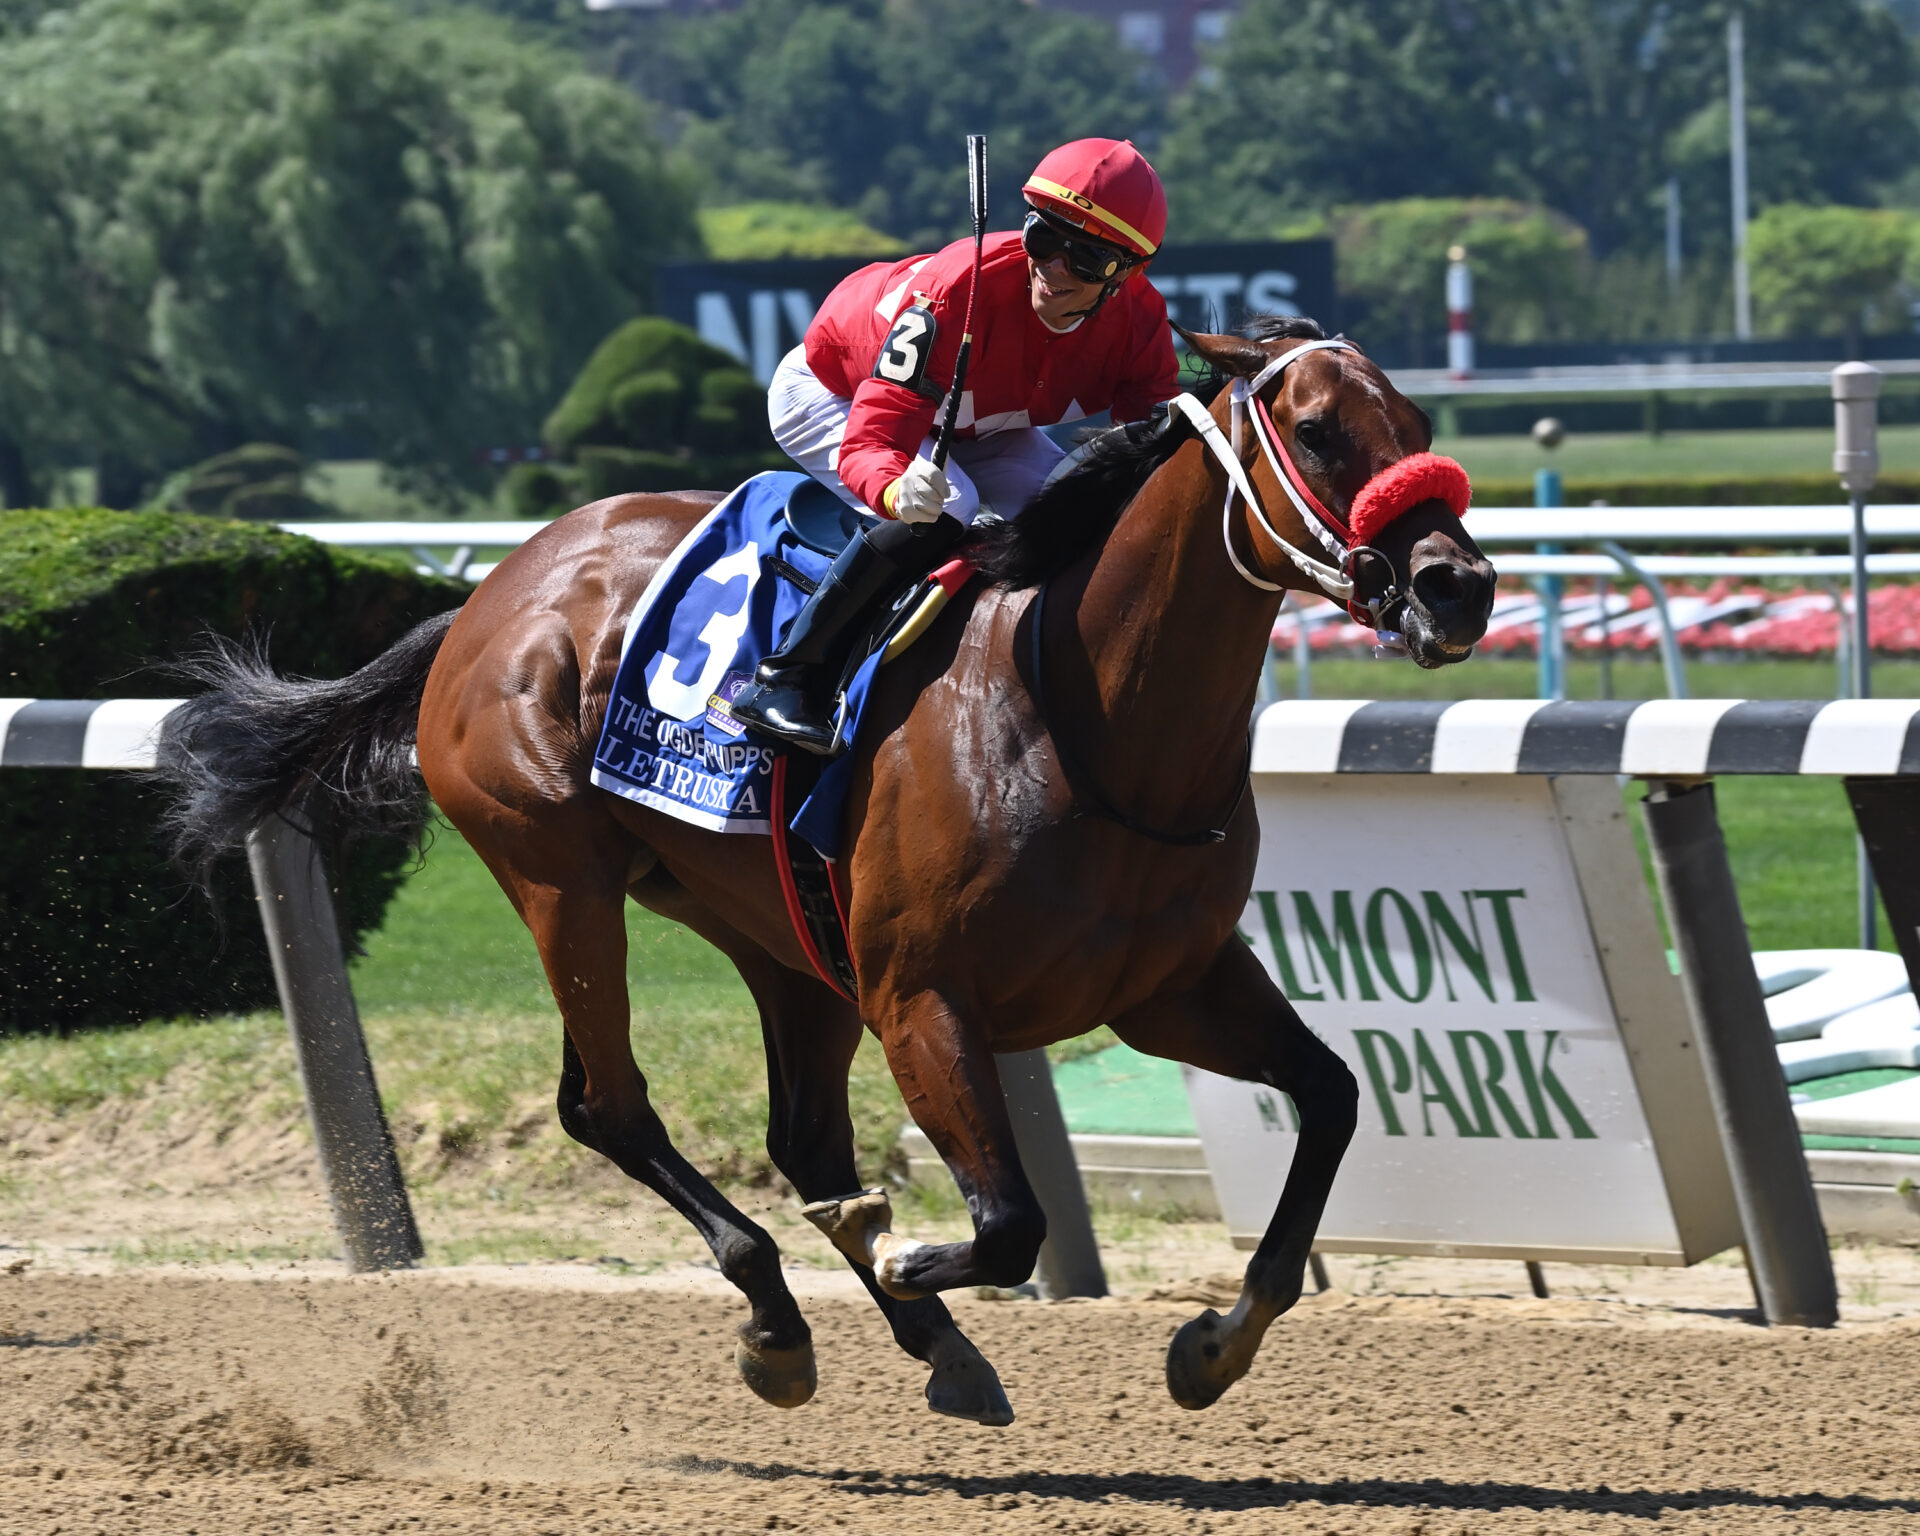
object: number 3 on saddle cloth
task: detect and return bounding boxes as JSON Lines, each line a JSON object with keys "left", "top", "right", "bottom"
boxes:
{"left": 590, "top": 470, "right": 974, "bottom": 1001}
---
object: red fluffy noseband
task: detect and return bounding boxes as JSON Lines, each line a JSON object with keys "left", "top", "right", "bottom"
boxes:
{"left": 1346, "top": 452, "right": 1472, "bottom": 545}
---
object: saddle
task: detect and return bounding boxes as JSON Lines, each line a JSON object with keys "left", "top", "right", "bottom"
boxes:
{"left": 588, "top": 470, "right": 975, "bottom": 1007}
{"left": 780, "top": 476, "right": 864, "bottom": 557}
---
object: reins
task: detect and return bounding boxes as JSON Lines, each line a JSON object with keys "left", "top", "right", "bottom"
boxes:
{"left": 1028, "top": 577, "right": 1250, "bottom": 847}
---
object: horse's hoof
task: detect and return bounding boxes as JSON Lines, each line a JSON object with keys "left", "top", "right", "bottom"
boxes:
{"left": 736, "top": 1338, "right": 817, "bottom": 1409}
{"left": 1165, "top": 1309, "right": 1234, "bottom": 1411}
{"left": 925, "top": 1352, "right": 1014, "bottom": 1427}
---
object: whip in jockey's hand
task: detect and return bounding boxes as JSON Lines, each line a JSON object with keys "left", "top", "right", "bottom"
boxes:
{"left": 732, "top": 137, "right": 1180, "bottom": 755}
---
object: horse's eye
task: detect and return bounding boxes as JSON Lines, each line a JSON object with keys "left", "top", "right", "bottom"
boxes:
{"left": 1294, "top": 418, "right": 1327, "bottom": 453}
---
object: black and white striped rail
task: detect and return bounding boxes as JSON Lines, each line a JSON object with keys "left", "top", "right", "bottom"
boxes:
{"left": 0, "top": 698, "right": 181, "bottom": 768}
{"left": 12, "top": 697, "right": 1920, "bottom": 778}
{"left": 1252, "top": 698, "right": 1920, "bottom": 777}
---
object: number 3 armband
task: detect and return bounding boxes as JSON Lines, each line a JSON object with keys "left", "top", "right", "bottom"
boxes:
{"left": 871, "top": 304, "right": 942, "bottom": 400}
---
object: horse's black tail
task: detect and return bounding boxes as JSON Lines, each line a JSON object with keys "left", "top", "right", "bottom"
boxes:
{"left": 153, "top": 610, "right": 460, "bottom": 892}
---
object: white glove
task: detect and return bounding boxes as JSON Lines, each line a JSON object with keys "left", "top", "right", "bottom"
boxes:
{"left": 886, "top": 457, "right": 951, "bottom": 524}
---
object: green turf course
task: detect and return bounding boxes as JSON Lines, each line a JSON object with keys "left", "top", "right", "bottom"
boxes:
{"left": 1051, "top": 1048, "right": 1197, "bottom": 1137}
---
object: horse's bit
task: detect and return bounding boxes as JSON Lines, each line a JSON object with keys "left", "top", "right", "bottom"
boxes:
{"left": 1166, "top": 339, "right": 1411, "bottom": 654}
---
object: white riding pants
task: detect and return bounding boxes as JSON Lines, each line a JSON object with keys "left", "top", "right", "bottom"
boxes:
{"left": 766, "top": 344, "right": 1063, "bottom": 525}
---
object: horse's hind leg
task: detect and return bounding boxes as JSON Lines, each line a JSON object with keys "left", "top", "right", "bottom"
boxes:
{"left": 1109, "top": 937, "right": 1358, "bottom": 1411}
{"left": 744, "top": 960, "right": 1014, "bottom": 1426}
{"left": 514, "top": 862, "right": 815, "bottom": 1408}
{"left": 632, "top": 878, "right": 1014, "bottom": 1427}
{"left": 812, "top": 991, "right": 1050, "bottom": 1302}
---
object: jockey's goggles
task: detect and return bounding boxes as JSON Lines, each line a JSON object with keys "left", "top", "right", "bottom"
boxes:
{"left": 1021, "top": 209, "right": 1137, "bottom": 285}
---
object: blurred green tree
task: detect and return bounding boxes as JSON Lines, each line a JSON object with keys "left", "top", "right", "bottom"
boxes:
{"left": 655, "top": 0, "right": 1159, "bottom": 249}
{"left": 1329, "top": 200, "right": 1592, "bottom": 365}
{"left": 506, "top": 317, "right": 786, "bottom": 517}
{"left": 696, "top": 203, "right": 906, "bottom": 260}
{"left": 1748, "top": 205, "right": 1914, "bottom": 355}
{"left": 0, "top": 0, "right": 698, "bottom": 509}
{"left": 1168, "top": 0, "right": 1919, "bottom": 266}
{"left": 1164, "top": 0, "right": 1513, "bottom": 244}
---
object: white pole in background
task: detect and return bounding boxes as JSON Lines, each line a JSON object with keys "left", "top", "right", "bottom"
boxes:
{"left": 1446, "top": 244, "right": 1474, "bottom": 379}
{"left": 1728, "top": 13, "right": 1752, "bottom": 341}
{"left": 1665, "top": 177, "right": 1683, "bottom": 300}
{"left": 1834, "top": 361, "right": 1882, "bottom": 949}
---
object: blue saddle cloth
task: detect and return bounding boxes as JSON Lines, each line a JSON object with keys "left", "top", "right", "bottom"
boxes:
{"left": 590, "top": 471, "right": 886, "bottom": 859}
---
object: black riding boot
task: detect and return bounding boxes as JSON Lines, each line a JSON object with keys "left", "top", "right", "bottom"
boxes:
{"left": 731, "top": 515, "right": 963, "bottom": 755}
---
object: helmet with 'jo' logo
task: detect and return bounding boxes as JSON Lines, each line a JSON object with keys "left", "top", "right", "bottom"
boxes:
{"left": 1021, "top": 139, "right": 1167, "bottom": 262}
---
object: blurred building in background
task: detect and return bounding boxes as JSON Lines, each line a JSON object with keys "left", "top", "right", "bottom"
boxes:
{"left": 1038, "top": 0, "right": 1240, "bottom": 90}
{"left": 582, "top": 0, "right": 735, "bottom": 12}
{"left": 1882, "top": 0, "right": 1920, "bottom": 33}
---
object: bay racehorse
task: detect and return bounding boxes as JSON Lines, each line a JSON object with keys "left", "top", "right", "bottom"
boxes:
{"left": 158, "top": 320, "right": 1495, "bottom": 1426}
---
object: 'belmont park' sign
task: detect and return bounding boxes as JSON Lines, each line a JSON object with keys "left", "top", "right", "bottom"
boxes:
{"left": 1186, "top": 774, "right": 1744, "bottom": 1266}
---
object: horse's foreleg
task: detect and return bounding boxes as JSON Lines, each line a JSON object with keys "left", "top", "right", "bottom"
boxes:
{"left": 524, "top": 878, "right": 815, "bottom": 1409}
{"left": 739, "top": 960, "right": 1012, "bottom": 1427}
{"left": 1110, "top": 938, "right": 1358, "bottom": 1411}
{"left": 817, "top": 992, "right": 1047, "bottom": 1304}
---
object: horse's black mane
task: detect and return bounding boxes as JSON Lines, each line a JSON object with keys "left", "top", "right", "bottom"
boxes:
{"left": 967, "top": 314, "right": 1329, "bottom": 589}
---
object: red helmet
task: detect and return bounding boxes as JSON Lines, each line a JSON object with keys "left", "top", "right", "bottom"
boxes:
{"left": 1022, "top": 138, "right": 1166, "bottom": 261}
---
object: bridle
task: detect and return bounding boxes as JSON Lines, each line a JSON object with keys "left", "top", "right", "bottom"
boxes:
{"left": 1165, "top": 339, "right": 1411, "bottom": 653}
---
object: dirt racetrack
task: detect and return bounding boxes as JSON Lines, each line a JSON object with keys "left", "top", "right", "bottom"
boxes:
{"left": 5, "top": 1264, "right": 1920, "bottom": 1535}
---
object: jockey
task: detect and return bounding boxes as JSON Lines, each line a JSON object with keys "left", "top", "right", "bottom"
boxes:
{"left": 730, "top": 137, "right": 1181, "bottom": 754}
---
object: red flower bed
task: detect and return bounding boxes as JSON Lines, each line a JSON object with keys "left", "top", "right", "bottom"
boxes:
{"left": 1270, "top": 582, "right": 1920, "bottom": 656}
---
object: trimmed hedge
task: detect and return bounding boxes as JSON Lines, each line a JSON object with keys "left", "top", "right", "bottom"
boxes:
{"left": 0, "top": 508, "right": 469, "bottom": 1032}
{"left": 157, "top": 444, "right": 332, "bottom": 522}
{"left": 543, "top": 318, "right": 756, "bottom": 456}
{"left": 1471, "top": 472, "right": 1920, "bottom": 508}
{"left": 527, "top": 318, "right": 787, "bottom": 514}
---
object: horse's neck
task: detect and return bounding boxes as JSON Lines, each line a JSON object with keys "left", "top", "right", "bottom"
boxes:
{"left": 1057, "top": 439, "right": 1282, "bottom": 812}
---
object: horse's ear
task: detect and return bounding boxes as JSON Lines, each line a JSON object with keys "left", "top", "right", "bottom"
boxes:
{"left": 1172, "top": 324, "right": 1269, "bottom": 378}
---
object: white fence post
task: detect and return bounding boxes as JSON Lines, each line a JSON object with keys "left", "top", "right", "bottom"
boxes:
{"left": 1445, "top": 245, "right": 1474, "bottom": 379}
{"left": 1835, "top": 361, "right": 1883, "bottom": 948}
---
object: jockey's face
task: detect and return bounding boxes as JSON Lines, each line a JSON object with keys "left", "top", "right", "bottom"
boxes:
{"left": 1027, "top": 253, "right": 1106, "bottom": 329}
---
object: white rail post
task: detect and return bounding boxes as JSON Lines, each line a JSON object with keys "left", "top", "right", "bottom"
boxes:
{"left": 1445, "top": 245, "right": 1474, "bottom": 380}
{"left": 1728, "top": 13, "right": 1752, "bottom": 340}
{"left": 1835, "top": 361, "right": 1882, "bottom": 948}
{"left": 248, "top": 814, "right": 423, "bottom": 1272}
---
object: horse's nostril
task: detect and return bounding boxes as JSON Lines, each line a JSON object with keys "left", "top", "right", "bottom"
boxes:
{"left": 1414, "top": 562, "right": 1467, "bottom": 609}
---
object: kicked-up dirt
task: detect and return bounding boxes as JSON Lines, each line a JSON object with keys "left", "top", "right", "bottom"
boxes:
{"left": 4, "top": 1261, "right": 1920, "bottom": 1535}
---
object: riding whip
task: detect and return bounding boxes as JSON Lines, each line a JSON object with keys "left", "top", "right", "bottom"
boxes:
{"left": 931, "top": 133, "right": 988, "bottom": 474}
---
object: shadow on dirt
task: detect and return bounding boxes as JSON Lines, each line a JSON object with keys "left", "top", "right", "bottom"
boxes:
{"left": 670, "top": 1457, "right": 1920, "bottom": 1520}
